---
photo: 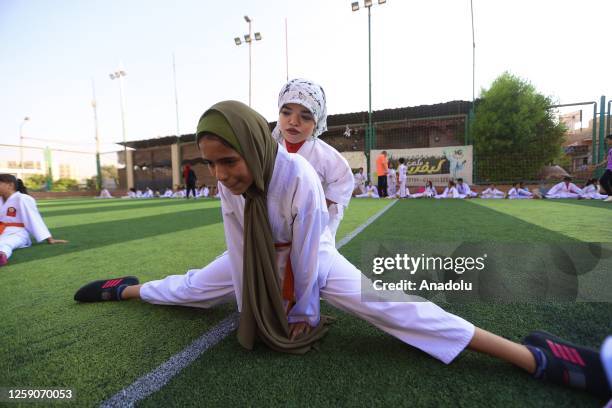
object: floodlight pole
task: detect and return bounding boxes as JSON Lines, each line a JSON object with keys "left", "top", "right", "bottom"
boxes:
{"left": 353, "top": 1, "right": 385, "bottom": 182}
{"left": 110, "top": 68, "right": 128, "bottom": 187}
{"left": 234, "top": 17, "right": 261, "bottom": 107}
{"left": 91, "top": 79, "right": 102, "bottom": 190}
{"left": 19, "top": 116, "right": 30, "bottom": 176}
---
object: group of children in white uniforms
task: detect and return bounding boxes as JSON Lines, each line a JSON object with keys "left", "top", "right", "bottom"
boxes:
{"left": 73, "top": 79, "right": 611, "bottom": 398}
{"left": 0, "top": 174, "right": 67, "bottom": 267}
{"left": 353, "top": 176, "right": 609, "bottom": 201}
{"left": 121, "top": 185, "right": 219, "bottom": 200}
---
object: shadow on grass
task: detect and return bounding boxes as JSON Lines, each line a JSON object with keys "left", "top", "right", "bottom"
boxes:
{"left": 9, "top": 207, "right": 222, "bottom": 265}
{"left": 540, "top": 199, "right": 612, "bottom": 210}
{"left": 40, "top": 199, "right": 214, "bottom": 218}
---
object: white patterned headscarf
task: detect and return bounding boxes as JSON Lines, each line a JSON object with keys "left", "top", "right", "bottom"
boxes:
{"left": 272, "top": 78, "right": 327, "bottom": 141}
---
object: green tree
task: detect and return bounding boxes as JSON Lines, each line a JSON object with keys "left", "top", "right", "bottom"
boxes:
{"left": 51, "top": 178, "right": 79, "bottom": 192}
{"left": 102, "top": 165, "right": 119, "bottom": 185}
{"left": 23, "top": 174, "right": 47, "bottom": 191}
{"left": 472, "top": 72, "right": 567, "bottom": 182}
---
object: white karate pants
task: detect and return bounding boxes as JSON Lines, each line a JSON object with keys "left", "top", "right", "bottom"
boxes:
{"left": 0, "top": 229, "right": 31, "bottom": 259}
{"left": 141, "top": 252, "right": 474, "bottom": 364}
{"left": 399, "top": 180, "right": 407, "bottom": 198}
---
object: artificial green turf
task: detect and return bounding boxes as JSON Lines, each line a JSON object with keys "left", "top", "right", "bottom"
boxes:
{"left": 139, "top": 199, "right": 611, "bottom": 407}
{"left": 0, "top": 198, "right": 388, "bottom": 407}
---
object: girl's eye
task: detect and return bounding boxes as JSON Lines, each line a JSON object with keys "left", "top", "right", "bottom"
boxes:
{"left": 300, "top": 114, "right": 314, "bottom": 122}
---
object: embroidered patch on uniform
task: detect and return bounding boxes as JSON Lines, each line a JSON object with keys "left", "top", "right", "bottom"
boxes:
{"left": 6, "top": 207, "right": 17, "bottom": 217}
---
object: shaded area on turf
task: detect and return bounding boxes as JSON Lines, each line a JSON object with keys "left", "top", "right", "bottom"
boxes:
{"left": 468, "top": 199, "right": 612, "bottom": 243}
{"left": 538, "top": 199, "right": 612, "bottom": 210}
{"left": 8, "top": 207, "right": 222, "bottom": 266}
{"left": 39, "top": 199, "right": 212, "bottom": 218}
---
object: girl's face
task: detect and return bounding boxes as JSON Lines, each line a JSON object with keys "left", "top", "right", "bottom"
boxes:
{"left": 199, "top": 137, "right": 253, "bottom": 195}
{"left": 0, "top": 181, "right": 15, "bottom": 197}
{"left": 278, "top": 103, "right": 316, "bottom": 144}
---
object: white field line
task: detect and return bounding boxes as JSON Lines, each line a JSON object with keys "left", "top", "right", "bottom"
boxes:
{"left": 99, "top": 199, "right": 398, "bottom": 407}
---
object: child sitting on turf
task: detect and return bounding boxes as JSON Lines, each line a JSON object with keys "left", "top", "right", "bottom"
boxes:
{"left": 353, "top": 167, "right": 366, "bottom": 196}
{"left": 456, "top": 178, "right": 477, "bottom": 199}
{"left": 480, "top": 184, "right": 505, "bottom": 199}
{"left": 74, "top": 101, "right": 611, "bottom": 399}
{"left": 172, "top": 185, "right": 186, "bottom": 198}
{"left": 435, "top": 180, "right": 459, "bottom": 199}
{"left": 0, "top": 174, "right": 68, "bottom": 267}
{"left": 581, "top": 179, "right": 608, "bottom": 200}
{"left": 546, "top": 176, "right": 583, "bottom": 199}
{"left": 198, "top": 185, "right": 210, "bottom": 198}
{"left": 355, "top": 181, "right": 380, "bottom": 198}
{"left": 97, "top": 188, "right": 113, "bottom": 199}
{"left": 122, "top": 188, "right": 137, "bottom": 199}
{"left": 409, "top": 180, "right": 437, "bottom": 198}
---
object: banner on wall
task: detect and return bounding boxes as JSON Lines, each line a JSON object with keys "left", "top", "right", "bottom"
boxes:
{"left": 370, "top": 146, "right": 473, "bottom": 186}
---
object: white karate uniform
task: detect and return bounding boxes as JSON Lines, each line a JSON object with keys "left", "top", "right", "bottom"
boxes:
{"left": 580, "top": 184, "right": 608, "bottom": 200}
{"left": 97, "top": 189, "right": 113, "bottom": 199}
{"left": 161, "top": 189, "right": 174, "bottom": 198}
{"left": 142, "top": 188, "right": 154, "bottom": 198}
{"left": 278, "top": 138, "right": 353, "bottom": 241}
{"left": 397, "top": 164, "right": 408, "bottom": 198}
{"left": 172, "top": 189, "right": 186, "bottom": 198}
{"left": 0, "top": 192, "right": 51, "bottom": 259}
{"left": 355, "top": 186, "right": 380, "bottom": 198}
{"left": 198, "top": 187, "right": 210, "bottom": 198}
{"left": 480, "top": 188, "right": 505, "bottom": 199}
{"left": 456, "top": 183, "right": 477, "bottom": 199}
{"left": 354, "top": 172, "right": 366, "bottom": 195}
{"left": 387, "top": 169, "right": 397, "bottom": 197}
{"left": 140, "top": 147, "right": 474, "bottom": 364}
{"left": 435, "top": 186, "right": 459, "bottom": 199}
{"left": 546, "top": 182, "right": 583, "bottom": 199}
{"left": 410, "top": 186, "right": 437, "bottom": 198}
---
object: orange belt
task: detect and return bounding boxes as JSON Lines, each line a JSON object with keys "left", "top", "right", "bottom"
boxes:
{"left": 274, "top": 241, "right": 295, "bottom": 314}
{"left": 0, "top": 222, "right": 25, "bottom": 235}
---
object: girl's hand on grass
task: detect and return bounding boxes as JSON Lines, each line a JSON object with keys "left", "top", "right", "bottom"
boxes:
{"left": 47, "top": 237, "right": 68, "bottom": 244}
{"left": 289, "top": 321, "right": 312, "bottom": 340}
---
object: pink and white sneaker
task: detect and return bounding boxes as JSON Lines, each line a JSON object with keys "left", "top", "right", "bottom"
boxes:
{"left": 0, "top": 252, "right": 8, "bottom": 267}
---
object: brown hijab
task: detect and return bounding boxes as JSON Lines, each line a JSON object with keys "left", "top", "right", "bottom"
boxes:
{"left": 196, "top": 100, "right": 329, "bottom": 354}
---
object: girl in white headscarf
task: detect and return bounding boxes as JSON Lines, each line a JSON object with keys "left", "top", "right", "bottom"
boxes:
{"left": 272, "top": 79, "right": 354, "bottom": 242}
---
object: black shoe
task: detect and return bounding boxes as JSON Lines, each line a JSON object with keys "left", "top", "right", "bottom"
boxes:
{"left": 523, "top": 330, "right": 611, "bottom": 398}
{"left": 74, "top": 276, "right": 139, "bottom": 302}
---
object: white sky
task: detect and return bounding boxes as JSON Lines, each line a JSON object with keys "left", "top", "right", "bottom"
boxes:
{"left": 1, "top": 0, "right": 610, "bottom": 165}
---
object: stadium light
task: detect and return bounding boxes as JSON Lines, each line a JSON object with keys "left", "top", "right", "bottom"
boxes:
{"left": 233, "top": 16, "right": 262, "bottom": 107}
{"left": 109, "top": 68, "right": 129, "bottom": 187}
{"left": 351, "top": 0, "right": 386, "bottom": 182}
{"left": 19, "top": 116, "right": 30, "bottom": 174}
